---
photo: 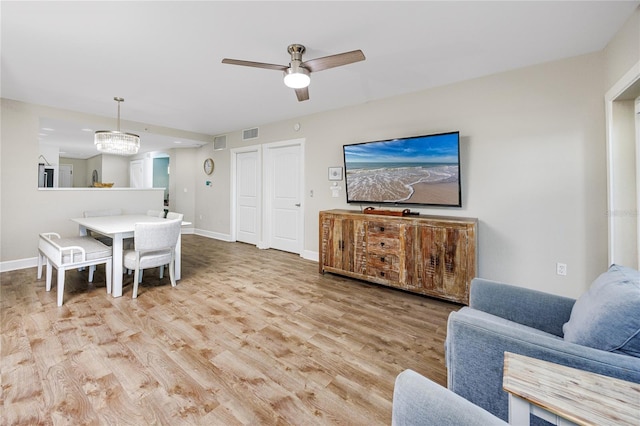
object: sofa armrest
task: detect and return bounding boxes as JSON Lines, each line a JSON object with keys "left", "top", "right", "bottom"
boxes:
{"left": 446, "top": 307, "right": 640, "bottom": 422}
{"left": 392, "top": 370, "right": 507, "bottom": 426}
{"left": 469, "top": 278, "right": 576, "bottom": 337}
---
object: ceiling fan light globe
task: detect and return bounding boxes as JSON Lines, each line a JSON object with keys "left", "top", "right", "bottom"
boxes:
{"left": 283, "top": 68, "right": 310, "bottom": 89}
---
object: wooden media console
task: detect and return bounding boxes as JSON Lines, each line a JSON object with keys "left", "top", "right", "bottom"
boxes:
{"left": 319, "top": 209, "right": 477, "bottom": 304}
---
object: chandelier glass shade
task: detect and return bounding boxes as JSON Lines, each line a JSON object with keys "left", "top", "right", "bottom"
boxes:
{"left": 95, "top": 97, "right": 140, "bottom": 156}
{"left": 95, "top": 130, "right": 140, "bottom": 155}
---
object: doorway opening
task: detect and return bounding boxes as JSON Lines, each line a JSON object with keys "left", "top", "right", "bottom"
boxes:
{"left": 606, "top": 61, "right": 640, "bottom": 268}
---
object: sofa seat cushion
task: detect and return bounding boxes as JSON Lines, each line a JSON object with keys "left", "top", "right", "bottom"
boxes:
{"left": 563, "top": 264, "right": 640, "bottom": 357}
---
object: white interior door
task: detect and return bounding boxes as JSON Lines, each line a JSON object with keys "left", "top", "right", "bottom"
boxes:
{"left": 264, "top": 140, "right": 304, "bottom": 254}
{"left": 236, "top": 149, "right": 260, "bottom": 245}
{"left": 130, "top": 160, "right": 143, "bottom": 188}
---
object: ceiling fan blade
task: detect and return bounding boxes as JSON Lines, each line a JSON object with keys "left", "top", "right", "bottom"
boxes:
{"left": 295, "top": 87, "right": 309, "bottom": 102}
{"left": 221, "top": 58, "right": 288, "bottom": 71}
{"left": 303, "top": 50, "right": 365, "bottom": 73}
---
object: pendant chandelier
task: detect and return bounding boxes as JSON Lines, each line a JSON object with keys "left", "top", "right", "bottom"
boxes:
{"left": 94, "top": 97, "right": 140, "bottom": 156}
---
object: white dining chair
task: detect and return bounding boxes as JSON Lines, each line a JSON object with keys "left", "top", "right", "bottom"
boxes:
{"left": 80, "top": 208, "right": 122, "bottom": 278}
{"left": 124, "top": 210, "right": 172, "bottom": 276}
{"left": 38, "top": 232, "right": 112, "bottom": 306}
{"left": 165, "top": 212, "right": 183, "bottom": 221}
{"left": 83, "top": 208, "right": 122, "bottom": 245}
{"left": 147, "top": 209, "right": 165, "bottom": 218}
{"left": 159, "top": 212, "right": 183, "bottom": 279}
{"left": 84, "top": 208, "right": 123, "bottom": 218}
{"left": 123, "top": 209, "right": 165, "bottom": 258}
{"left": 124, "top": 219, "right": 182, "bottom": 298}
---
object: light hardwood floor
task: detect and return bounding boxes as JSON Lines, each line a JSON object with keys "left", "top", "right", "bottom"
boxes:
{"left": 1, "top": 235, "right": 461, "bottom": 425}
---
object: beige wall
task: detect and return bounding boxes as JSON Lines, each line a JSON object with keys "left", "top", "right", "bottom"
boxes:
{"left": 604, "top": 6, "right": 640, "bottom": 90}
{"left": 86, "top": 156, "right": 101, "bottom": 187}
{"left": 168, "top": 148, "right": 198, "bottom": 226}
{"left": 59, "top": 157, "right": 88, "bottom": 187}
{"left": 101, "top": 154, "right": 130, "bottom": 187}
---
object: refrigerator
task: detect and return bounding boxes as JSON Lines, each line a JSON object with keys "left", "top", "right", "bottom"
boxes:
{"left": 38, "top": 163, "right": 55, "bottom": 188}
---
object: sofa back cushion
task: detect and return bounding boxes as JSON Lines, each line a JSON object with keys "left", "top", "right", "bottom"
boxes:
{"left": 563, "top": 264, "right": 640, "bottom": 357}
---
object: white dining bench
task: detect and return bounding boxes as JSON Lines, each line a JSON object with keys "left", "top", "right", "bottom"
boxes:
{"left": 38, "top": 232, "right": 113, "bottom": 306}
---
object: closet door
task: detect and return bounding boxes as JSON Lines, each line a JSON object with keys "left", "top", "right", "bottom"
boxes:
{"left": 264, "top": 140, "right": 304, "bottom": 254}
{"left": 236, "top": 149, "right": 260, "bottom": 245}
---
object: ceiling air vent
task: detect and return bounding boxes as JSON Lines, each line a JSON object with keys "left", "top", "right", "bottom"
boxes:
{"left": 213, "top": 135, "right": 227, "bottom": 150}
{"left": 242, "top": 127, "right": 259, "bottom": 141}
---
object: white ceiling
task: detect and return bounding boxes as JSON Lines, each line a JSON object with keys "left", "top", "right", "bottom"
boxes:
{"left": 2, "top": 1, "right": 639, "bottom": 158}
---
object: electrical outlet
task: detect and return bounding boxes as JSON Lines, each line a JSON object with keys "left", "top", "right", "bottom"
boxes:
{"left": 556, "top": 262, "right": 567, "bottom": 276}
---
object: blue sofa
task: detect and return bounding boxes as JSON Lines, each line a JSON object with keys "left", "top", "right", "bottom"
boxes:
{"left": 445, "top": 268, "right": 640, "bottom": 423}
{"left": 393, "top": 266, "right": 640, "bottom": 424}
{"left": 392, "top": 369, "right": 507, "bottom": 425}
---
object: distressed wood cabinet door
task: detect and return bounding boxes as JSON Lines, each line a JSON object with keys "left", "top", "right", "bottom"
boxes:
{"left": 405, "top": 224, "right": 474, "bottom": 303}
{"left": 320, "top": 213, "right": 366, "bottom": 275}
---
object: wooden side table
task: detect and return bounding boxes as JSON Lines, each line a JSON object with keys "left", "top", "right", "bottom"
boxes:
{"left": 502, "top": 352, "right": 640, "bottom": 426}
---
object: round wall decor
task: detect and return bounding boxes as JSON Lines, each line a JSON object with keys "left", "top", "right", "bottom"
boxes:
{"left": 203, "top": 158, "right": 215, "bottom": 175}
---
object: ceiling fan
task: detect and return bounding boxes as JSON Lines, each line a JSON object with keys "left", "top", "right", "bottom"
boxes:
{"left": 222, "top": 44, "right": 365, "bottom": 102}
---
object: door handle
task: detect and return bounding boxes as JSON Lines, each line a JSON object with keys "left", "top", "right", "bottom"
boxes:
{"left": 295, "top": 203, "right": 301, "bottom": 207}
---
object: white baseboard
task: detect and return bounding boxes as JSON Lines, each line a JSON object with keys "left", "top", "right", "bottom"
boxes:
{"left": 0, "top": 231, "right": 315, "bottom": 273}
{"left": 194, "top": 228, "right": 233, "bottom": 242}
{"left": 302, "top": 250, "right": 319, "bottom": 262}
{"left": 193, "top": 230, "right": 319, "bottom": 262}
{"left": 1, "top": 257, "right": 38, "bottom": 273}
{"left": 183, "top": 230, "right": 320, "bottom": 261}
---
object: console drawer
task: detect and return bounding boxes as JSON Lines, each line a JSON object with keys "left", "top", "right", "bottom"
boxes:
{"left": 367, "top": 266, "right": 400, "bottom": 282}
{"left": 367, "top": 220, "right": 401, "bottom": 252}
{"left": 367, "top": 236, "right": 400, "bottom": 252}
{"left": 367, "top": 253, "right": 400, "bottom": 281}
{"left": 367, "top": 221, "right": 400, "bottom": 237}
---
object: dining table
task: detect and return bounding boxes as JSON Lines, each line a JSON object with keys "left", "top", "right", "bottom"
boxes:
{"left": 71, "top": 214, "right": 186, "bottom": 298}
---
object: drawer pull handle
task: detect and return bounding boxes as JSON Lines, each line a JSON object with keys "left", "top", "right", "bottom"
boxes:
{"left": 380, "top": 226, "right": 385, "bottom": 232}
{"left": 380, "top": 242, "right": 385, "bottom": 247}
{"left": 380, "top": 257, "right": 385, "bottom": 262}
{"left": 380, "top": 272, "right": 385, "bottom": 277}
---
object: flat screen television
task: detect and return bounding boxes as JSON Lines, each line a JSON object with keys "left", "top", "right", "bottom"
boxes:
{"left": 343, "top": 131, "right": 461, "bottom": 207}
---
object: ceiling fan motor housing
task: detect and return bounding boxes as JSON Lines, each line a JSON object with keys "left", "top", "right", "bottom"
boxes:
{"left": 287, "top": 44, "right": 306, "bottom": 62}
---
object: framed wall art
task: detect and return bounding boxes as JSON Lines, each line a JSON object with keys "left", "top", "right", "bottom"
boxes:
{"left": 328, "top": 166, "right": 343, "bottom": 181}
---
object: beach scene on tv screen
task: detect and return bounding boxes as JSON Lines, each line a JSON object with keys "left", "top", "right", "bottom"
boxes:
{"left": 344, "top": 133, "right": 460, "bottom": 205}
